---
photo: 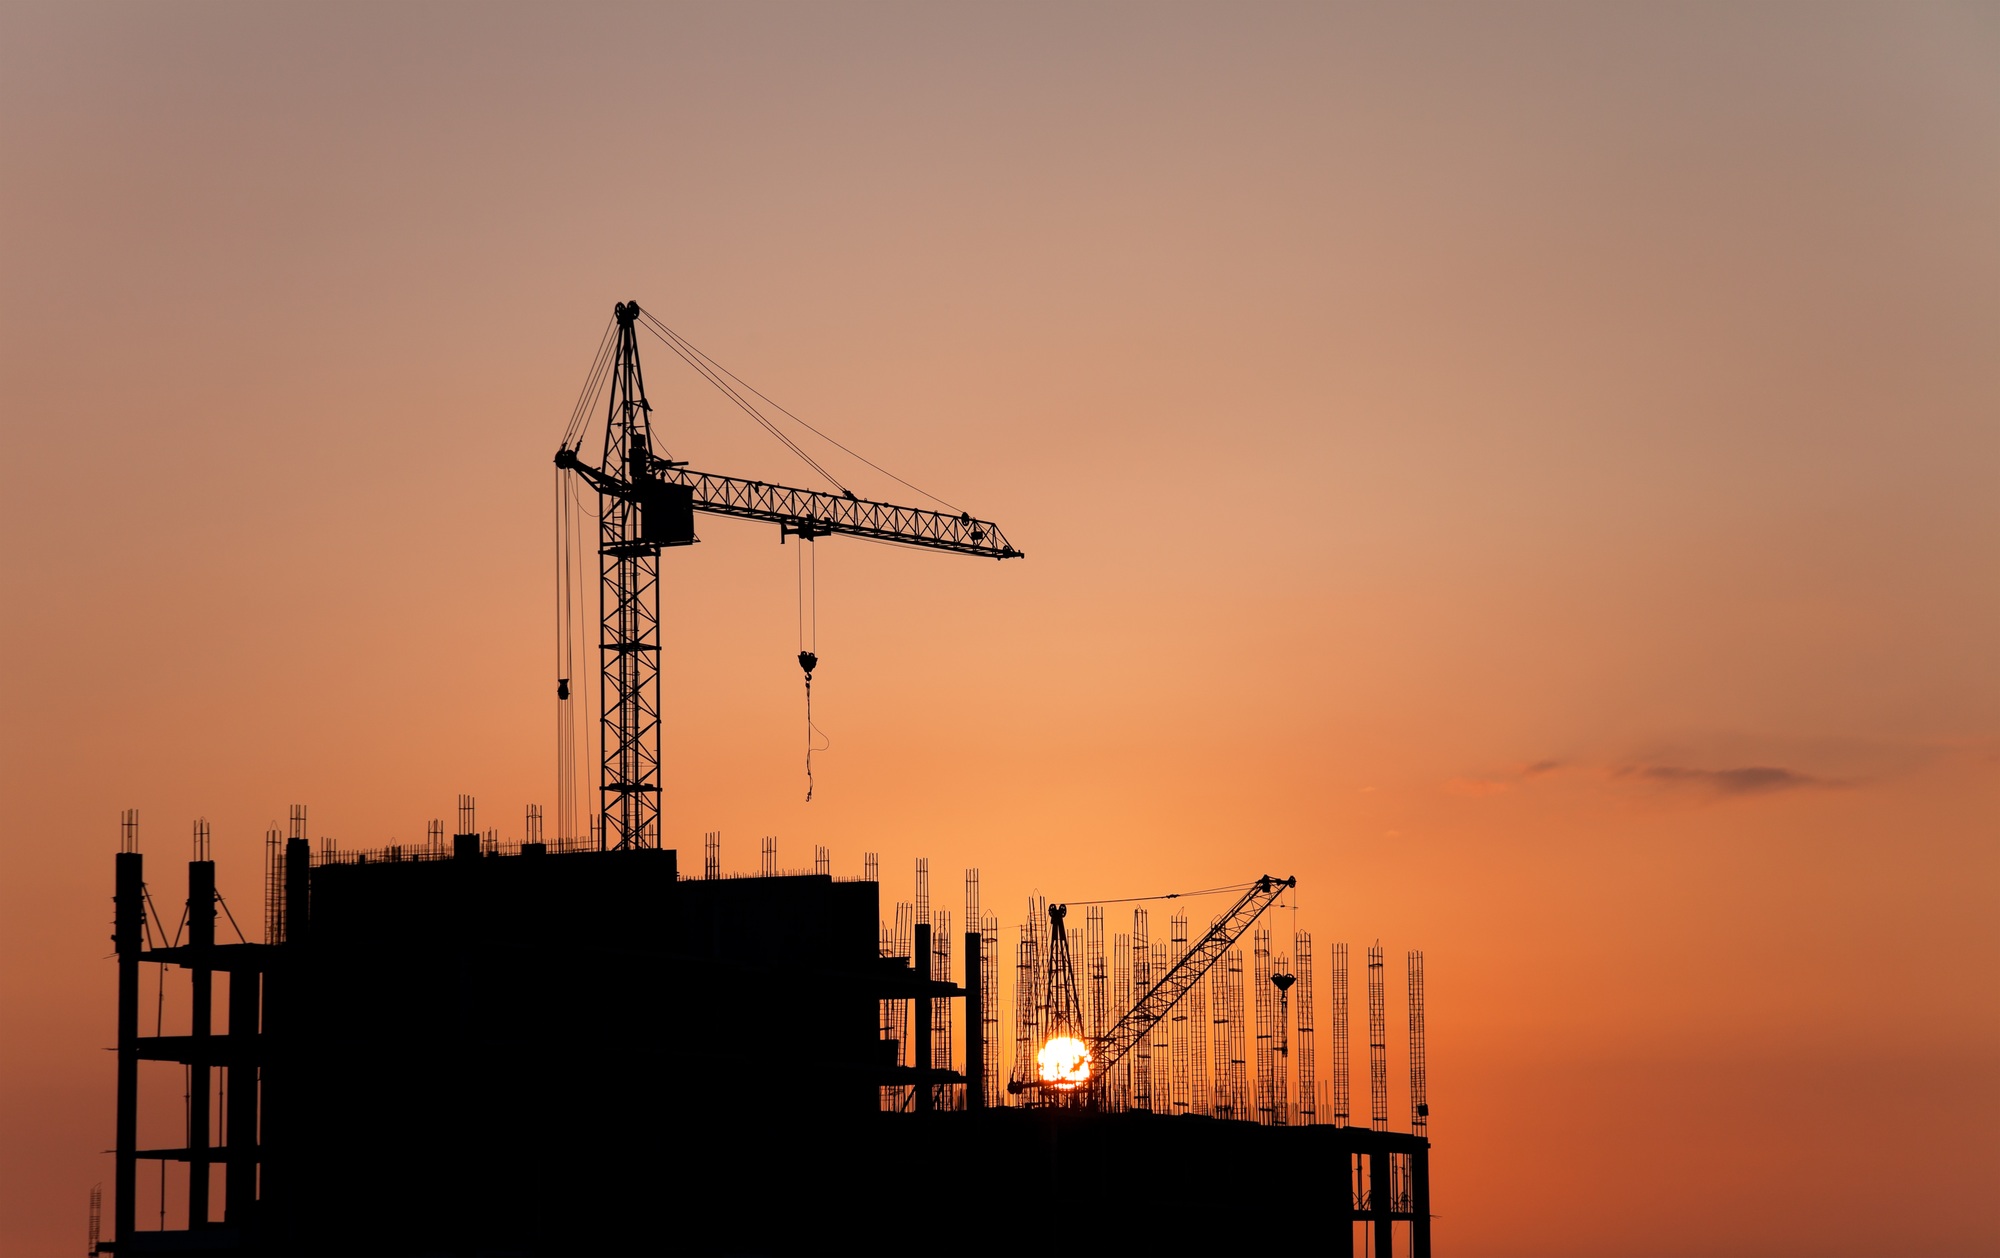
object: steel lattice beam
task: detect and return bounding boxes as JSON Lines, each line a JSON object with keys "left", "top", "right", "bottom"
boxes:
{"left": 658, "top": 467, "right": 1022, "bottom": 560}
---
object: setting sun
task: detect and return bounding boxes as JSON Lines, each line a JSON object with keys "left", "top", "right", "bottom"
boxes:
{"left": 1036, "top": 1036, "right": 1092, "bottom": 1089}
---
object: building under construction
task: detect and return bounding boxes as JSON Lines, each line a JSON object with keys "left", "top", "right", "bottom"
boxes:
{"left": 95, "top": 304, "right": 1433, "bottom": 1257}
{"left": 104, "top": 820, "right": 1431, "bottom": 1257}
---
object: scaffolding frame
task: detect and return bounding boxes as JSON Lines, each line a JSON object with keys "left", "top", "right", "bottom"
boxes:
{"left": 1272, "top": 948, "right": 1293, "bottom": 1126}
{"left": 1332, "top": 942, "right": 1351, "bottom": 1127}
{"left": 1408, "top": 949, "right": 1428, "bottom": 1138}
{"left": 1085, "top": 906, "right": 1107, "bottom": 1053}
{"left": 981, "top": 911, "right": 1000, "bottom": 1109}
{"left": 1186, "top": 938, "right": 1209, "bottom": 1118}
{"left": 1168, "top": 913, "right": 1190, "bottom": 1115}
{"left": 263, "top": 825, "right": 285, "bottom": 944}
{"left": 1130, "top": 909, "right": 1151, "bottom": 1112}
{"left": 1111, "top": 931, "right": 1131, "bottom": 1112}
{"left": 1224, "top": 948, "right": 1249, "bottom": 1120}
{"left": 1252, "top": 928, "right": 1274, "bottom": 1124}
{"left": 931, "top": 909, "right": 954, "bottom": 1109}
{"left": 1367, "top": 942, "right": 1388, "bottom": 1131}
{"left": 1295, "top": 931, "right": 1317, "bottom": 1126}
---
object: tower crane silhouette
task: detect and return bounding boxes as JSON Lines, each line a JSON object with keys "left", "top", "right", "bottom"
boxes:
{"left": 555, "top": 300, "right": 1023, "bottom": 849}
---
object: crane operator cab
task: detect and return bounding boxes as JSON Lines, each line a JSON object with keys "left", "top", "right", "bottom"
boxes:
{"left": 629, "top": 438, "right": 697, "bottom": 549}
{"left": 638, "top": 475, "right": 695, "bottom": 548}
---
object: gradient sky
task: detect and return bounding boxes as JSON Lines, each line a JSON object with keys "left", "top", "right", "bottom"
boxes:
{"left": 3, "top": 3, "right": 1997, "bottom": 1254}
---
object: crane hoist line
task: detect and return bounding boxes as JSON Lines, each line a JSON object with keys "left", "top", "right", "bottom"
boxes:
{"left": 553, "top": 299, "right": 1024, "bottom": 849}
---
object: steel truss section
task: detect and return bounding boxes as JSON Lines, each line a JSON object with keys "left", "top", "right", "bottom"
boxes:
{"left": 656, "top": 468, "right": 1021, "bottom": 560}
{"left": 596, "top": 306, "right": 662, "bottom": 849}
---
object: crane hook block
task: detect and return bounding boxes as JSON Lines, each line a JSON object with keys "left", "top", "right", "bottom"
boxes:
{"left": 556, "top": 678, "right": 571, "bottom": 701}
{"left": 798, "top": 651, "right": 818, "bottom": 681}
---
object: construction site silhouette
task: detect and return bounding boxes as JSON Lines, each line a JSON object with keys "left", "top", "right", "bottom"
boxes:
{"left": 106, "top": 831, "right": 1431, "bottom": 1256}
{"left": 97, "top": 302, "right": 1431, "bottom": 1256}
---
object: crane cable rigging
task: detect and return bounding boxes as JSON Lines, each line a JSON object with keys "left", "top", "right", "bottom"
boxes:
{"left": 798, "top": 534, "right": 829, "bottom": 801}
{"left": 634, "top": 310, "right": 963, "bottom": 512}
{"left": 554, "top": 465, "right": 578, "bottom": 843}
{"left": 1055, "top": 879, "right": 1266, "bottom": 908}
{"left": 554, "top": 315, "right": 616, "bottom": 845}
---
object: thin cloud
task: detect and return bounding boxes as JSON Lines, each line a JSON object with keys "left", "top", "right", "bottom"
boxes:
{"left": 1619, "top": 764, "right": 1834, "bottom": 796}
{"left": 1444, "top": 759, "right": 1562, "bottom": 797}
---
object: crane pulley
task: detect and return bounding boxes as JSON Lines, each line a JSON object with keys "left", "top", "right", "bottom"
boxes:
{"left": 554, "top": 300, "right": 1023, "bottom": 846}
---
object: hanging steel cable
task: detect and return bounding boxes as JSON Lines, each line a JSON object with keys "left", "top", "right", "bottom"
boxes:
{"left": 636, "top": 310, "right": 962, "bottom": 512}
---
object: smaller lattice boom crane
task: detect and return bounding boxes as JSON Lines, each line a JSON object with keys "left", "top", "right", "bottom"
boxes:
{"left": 1087, "top": 875, "right": 1295, "bottom": 1094}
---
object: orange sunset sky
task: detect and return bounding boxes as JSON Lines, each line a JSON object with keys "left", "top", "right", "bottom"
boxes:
{"left": 2, "top": 3, "right": 1997, "bottom": 1254}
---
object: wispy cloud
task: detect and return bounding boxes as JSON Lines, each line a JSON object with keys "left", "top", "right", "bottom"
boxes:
{"left": 1444, "top": 759, "right": 1563, "bottom": 797}
{"left": 1618, "top": 764, "right": 1835, "bottom": 796}
{"left": 1444, "top": 758, "right": 1843, "bottom": 803}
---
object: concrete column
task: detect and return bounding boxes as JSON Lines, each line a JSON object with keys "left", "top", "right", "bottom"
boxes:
{"left": 963, "top": 930, "right": 984, "bottom": 1111}
{"left": 113, "top": 851, "right": 143, "bottom": 1247}
{"left": 224, "top": 968, "right": 259, "bottom": 1225}
{"left": 187, "top": 859, "right": 216, "bottom": 1227}
{"left": 912, "top": 923, "right": 932, "bottom": 1113}
{"left": 283, "top": 837, "right": 310, "bottom": 944}
{"left": 1411, "top": 1143, "right": 1431, "bottom": 1258}
{"left": 1370, "top": 1149, "right": 1393, "bottom": 1258}
{"left": 1337, "top": 1151, "right": 1358, "bottom": 1257}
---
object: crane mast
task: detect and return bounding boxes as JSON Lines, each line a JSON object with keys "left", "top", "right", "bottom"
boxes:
{"left": 556, "top": 300, "right": 1022, "bottom": 849}
{"left": 593, "top": 302, "right": 669, "bottom": 848}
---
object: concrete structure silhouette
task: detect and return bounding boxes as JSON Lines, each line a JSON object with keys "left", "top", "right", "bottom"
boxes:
{"left": 106, "top": 836, "right": 1430, "bottom": 1257}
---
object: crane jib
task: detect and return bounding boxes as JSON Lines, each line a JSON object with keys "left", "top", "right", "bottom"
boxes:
{"left": 663, "top": 467, "right": 1023, "bottom": 560}
{"left": 557, "top": 448, "right": 1020, "bottom": 560}
{"left": 1086, "top": 874, "right": 1296, "bottom": 1079}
